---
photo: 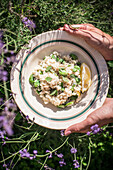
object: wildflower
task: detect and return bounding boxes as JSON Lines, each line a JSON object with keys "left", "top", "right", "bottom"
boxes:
{"left": 22, "top": 17, "right": 36, "bottom": 31}
{"left": 60, "top": 129, "right": 65, "bottom": 136}
{"left": 19, "top": 149, "right": 31, "bottom": 158}
{"left": 46, "top": 150, "right": 52, "bottom": 158}
{"left": 26, "top": 115, "right": 29, "bottom": 121}
{"left": 59, "top": 159, "right": 66, "bottom": 167}
{"left": 0, "top": 70, "right": 8, "bottom": 81}
{"left": 0, "top": 130, "right": 8, "bottom": 144}
{"left": 73, "top": 160, "right": 80, "bottom": 168}
{"left": 57, "top": 153, "right": 63, "bottom": 158}
{"left": 0, "top": 31, "right": 7, "bottom": 55}
{"left": 0, "top": 39, "right": 4, "bottom": 54}
{"left": 91, "top": 124, "right": 100, "bottom": 134}
{"left": 0, "top": 99, "right": 17, "bottom": 136}
{"left": 6, "top": 51, "right": 16, "bottom": 65}
{"left": 33, "top": 150, "right": 38, "bottom": 158}
{"left": 0, "top": 98, "right": 3, "bottom": 105}
{"left": 86, "top": 131, "right": 91, "bottom": 136}
{"left": 70, "top": 148, "right": 77, "bottom": 154}
{"left": 55, "top": 151, "right": 63, "bottom": 158}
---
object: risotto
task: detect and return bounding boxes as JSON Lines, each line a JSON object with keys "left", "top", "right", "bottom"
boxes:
{"left": 29, "top": 51, "right": 89, "bottom": 108}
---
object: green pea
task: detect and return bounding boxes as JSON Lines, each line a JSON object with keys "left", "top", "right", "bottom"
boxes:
{"left": 29, "top": 74, "right": 34, "bottom": 85}
{"left": 59, "top": 70, "right": 68, "bottom": 76}
{"left": 34, "top": 80, "right": 40, "bottom": 87}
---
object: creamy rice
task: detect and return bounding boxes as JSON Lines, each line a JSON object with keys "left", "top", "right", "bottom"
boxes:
{"left": 29, "top": 51, "right": 82, "bottom": 108}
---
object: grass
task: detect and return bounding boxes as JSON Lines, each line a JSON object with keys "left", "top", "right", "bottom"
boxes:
{"left": 0, "top": 0, "right": 113, "bottom": 169}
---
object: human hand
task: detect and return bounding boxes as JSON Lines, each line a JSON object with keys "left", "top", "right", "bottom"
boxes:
{"left": 59, "top": 24, "right": 113, "bottom": 60}
{"left": 64, "top": 98, "right": 113, "bottom": 136}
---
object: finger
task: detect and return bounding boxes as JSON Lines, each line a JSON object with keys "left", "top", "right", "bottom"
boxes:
{"left": 64, "top": 24, "right": 103, "bottom": 40}
{"left": 69, "top": 23, "right": 95, "bottom": 30}
{"left": 64, "top": 118, "right": 92, "bottom": 136}
{"left": 58, "top": 27, "right": 64, "bottom": 30}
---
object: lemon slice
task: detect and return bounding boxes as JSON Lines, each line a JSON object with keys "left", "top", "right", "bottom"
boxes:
{"left": 80, "top": 63, "right": 91, "bottom": 93}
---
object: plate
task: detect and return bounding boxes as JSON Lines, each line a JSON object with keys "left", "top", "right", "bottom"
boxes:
{"left": 10, "top": 30, "right": 109, "bottom": 130}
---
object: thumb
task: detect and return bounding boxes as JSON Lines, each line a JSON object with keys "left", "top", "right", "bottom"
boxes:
{"left": 64, "top": 118, "right": 92, "bottom": 136}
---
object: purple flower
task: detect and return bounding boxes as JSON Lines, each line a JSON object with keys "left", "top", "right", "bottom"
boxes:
{"left": 22, "top": 17, "right": 36, "bottom": 31}
{"left": 6, "top": 52, "right": 16, "bottom": 65}
{"left": 57, "top": 153, "right": 63, "bottom": 158}
{"left": 0, "top": 69, "right": 8, "bottom": 81}
{"left": 59, "top": 159, "right": 66, "bottom": 167}
{"left": 33, "top": 150, "right": 38, "bottom": 155}
{"left": 0, "top": 98, "right": 3, "bottom": 105}
{"left": 0, "top": 130, "right": 6, "bottom": 141}
{"left": 90, "top": 124, "right": 100, "bottom": 134}
{"left": 19, "top": 149, "right": 31, "bottom": 158}
{"left": 0, "top": 40, "right": 4, "bottom": 54}
{"left": 60, "top": 129, "right": 65, "bottom": 136}
{"left": 26, "top": 115, "right": 29, "bottom": 121}
{"left": 0, "top": 33, "right": 7, "bottom": 55}
{"left": 70, "top": 148, "right": 77, "bottom": 154}
{"left": 73, "top": 160, "right": 80, "bottom": 168}
{"left": 46, "top": 150, "right": 52, "bottom": 158}
{"left": 87, "top": 131, "right": 91, "bottom": 136}
{"left": 0, "top": 99, "right": 16, "bottom": 136}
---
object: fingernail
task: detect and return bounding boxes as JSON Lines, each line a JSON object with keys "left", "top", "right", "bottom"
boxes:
{"left": 69, "top": 25, "right": 80, "bottom": 30}
{"left": 65, "top": 130, "right": 71, "bottom": 136}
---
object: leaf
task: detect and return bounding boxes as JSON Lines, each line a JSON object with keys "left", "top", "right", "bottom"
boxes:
{"left": 75, "top": 77, "right": 81, "bottom": 84}
{"left": 69, "top": 53, "right": 78, "bottom": 60}
{"left": 58, "top": 105, "right": 65, "bottom": 108}
{"left": 69, "top": 95, "right": 78, "bottom": 100}
{"left": 45, "top": 77, "right": 52, "bottom": 82}
{"left": 56, "top": 57, "right": 60, "bottom": 61}
{"left": 40, "top": 71, "right": 43, "bottom": 74}
{"left": 70, "top": 74, "right": 81, "bottom": 84}
{"left": 0, "top": 88, "right": 5, "bottom": 94}
{"left": 50, "top": 89, "right": 58, "bottom": 96}
{"left": 70, "top": 74, "right": 77, "bottom": 79}
{"left": 45, "top": 66, "right": 52, "bottom": 72}
{"left": 59, "top": 58, "right": 64, "bottom": 63}
{"left": 51, "top": 54, "right": 56, "bottom": 59}
{"left": 71, "top": 84, "right": 75, "bottom": 91}
{"left": 63, "top": 77, "right": 69, "bottom": 82}
{"left": 61, "top": 82, "right": 64, "bottom": 88}
{"left": 108, "top": 61, "right": 113, "bottom": 67}
{"left": 60, "top": 82, "right": 65, "bottom": 91}
{"left": 65, "top": 101, "right": 74, "bottom": 107}
{"left": 36, "top": 90, "right": 41, "bottom": 94}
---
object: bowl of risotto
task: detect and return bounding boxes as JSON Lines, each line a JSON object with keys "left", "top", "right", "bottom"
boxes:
{"left": 10, "top": 30, "right": 109, "bottom": 129}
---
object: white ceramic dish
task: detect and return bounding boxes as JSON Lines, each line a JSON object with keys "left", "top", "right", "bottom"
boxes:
{"left": 10, "top": 30, "right": 109, "bottom": 130}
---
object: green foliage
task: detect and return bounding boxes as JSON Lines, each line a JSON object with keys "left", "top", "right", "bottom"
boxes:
{"left": 0, "top": 0, "right": 113, "bottom": 169}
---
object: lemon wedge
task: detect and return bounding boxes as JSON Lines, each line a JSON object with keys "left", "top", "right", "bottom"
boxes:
{"left": 80, "top": 63, "right": 91, "bottom": 93}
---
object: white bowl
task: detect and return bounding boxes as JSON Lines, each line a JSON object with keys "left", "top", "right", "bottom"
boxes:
{"left": 10, "top": 30, "right": 109, "bottom": 130}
